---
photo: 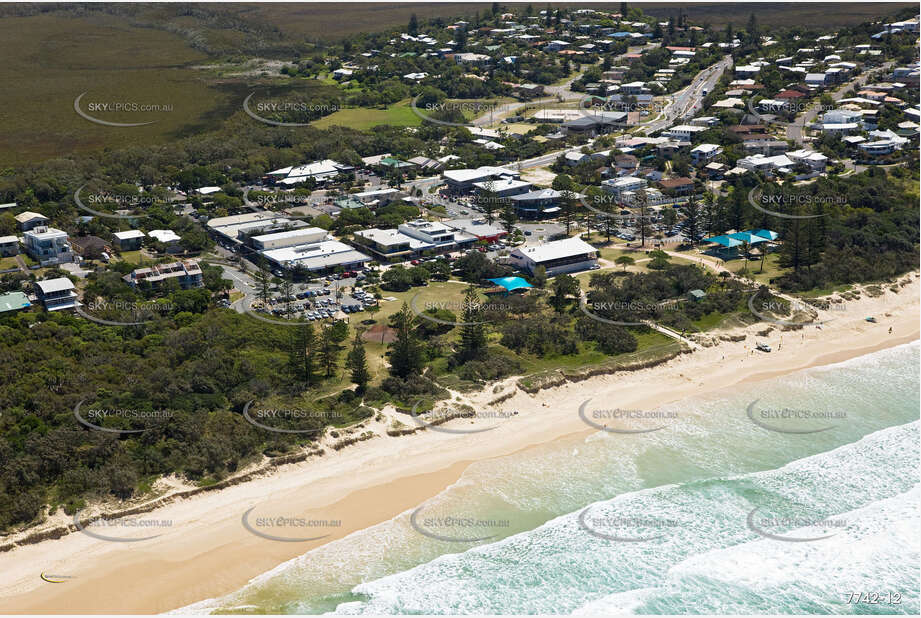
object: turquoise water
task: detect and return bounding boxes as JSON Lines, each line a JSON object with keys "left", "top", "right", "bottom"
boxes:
{"left": 182, "top": 342, "right": 920, "bottom": 615}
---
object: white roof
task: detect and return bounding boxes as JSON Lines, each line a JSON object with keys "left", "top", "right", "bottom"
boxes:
{"left": 691, "top": 143, "right": 721, "bottom": 153}
{"left": 251, "top": 228, "right": 327, "bottom": 243}
{"left": 15, "top": 211, "right": 47, "bottom": 223}
{"left": 443, "top": 166, "right": 517, "bottom": 183}
{"left": 354, "top": 228, "right": 427, "bottom": 249}
{"left": 113, "top": 230, "right": 145, "bottom": 240}
{"left": 0, "top": 235, "right": 18, "bottom": 244}
{"left": 197, "top": 186, "right": 222, "bottom": 195}
{"left": 473, "top": 178, "right": 532, "bottom": 192}
{"left": 148, "top": 229, "right": 181, "bottom": 243}
{"left": 36, "top": 277, "right": 75, "bottom": 294}
{"left": 263, "top": 240, "right": 370, "bottom": 271}
{"left": 512, "top": 236, "right": 597, "bottom": 264}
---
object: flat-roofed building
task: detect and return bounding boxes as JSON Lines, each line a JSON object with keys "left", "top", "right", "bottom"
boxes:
{"left": 509, "top": 236, "right": 598, "bottom": 276}
{"left": 352, "top": 228, "right": 424, "bottom": 261}
{"left": 34, "top": 277, "right": 79, "bottom": 311}
{"left": 113, "top": 230, "right": 145, "bottom": 251}
{"left": 262, "top": 240, "right": 371, "bottom": 273}
{"left": 443, "top": 218, "right": 508, "bottom": 242}
{"left": 249, "top": 228, "right": 328, "bottom": 251}
{"left": 472, "top": 177, "right": 533, "bottom": 198}
{"left": 23, "top": 227, "right": 73, "bottom": 266}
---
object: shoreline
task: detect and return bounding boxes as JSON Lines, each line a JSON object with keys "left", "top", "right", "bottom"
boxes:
{"left": 0, "top": 277, "right": 918, "bottom": 614}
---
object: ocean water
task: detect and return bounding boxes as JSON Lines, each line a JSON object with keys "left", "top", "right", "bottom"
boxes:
{"left": 183, "top": 341, "right": 920, "bottom": 615}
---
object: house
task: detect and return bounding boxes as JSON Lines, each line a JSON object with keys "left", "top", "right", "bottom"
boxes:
{"left": 113, "top": 230, "right": 145, "bottom": 251}
{"left": 70, "top": 235, "right": 111, "bottom": 260}
{"left": 805, "top": 73, "right": 827, "bottom": 87}
{"left": 124, "top": 261, "right": 204, "bottom": 289}
{"left": 743, "top": 139, "right": 790, "bottom": 156}
{"left": 662, "top": 125, "right": 708, "bottom": 140}
{"left": 509, "top": 236, "right": 598, "bottom": 276}
{"left": 15, "top": 211, "right": 49, "bottom": 231}
{"left": 787, "top": 149, "right": 828, "bottom": 171}
{"left": 148, "top": 229, "right": 181, "bottom": 247}
{"left": 352, "top": 187, "right": 403, "bottom": 207}
{"left": 407, "top": 156, "right": 444, "bottom": 172}
{"left": 34, "top": 277, "right": 79, "bottom": 311}
{"left": 657, "top": 177, "right": 695, "bottom": 195}
{"left": 453, "top": 52, "right": 491, "bottom": 67}
{"left": 268, "top": 159, "right": 353, "bottom": 186}
{"left": 0, "top": 235, "right": 19, "bottom": 257}
{"left": 738, "top": 153, "right": 795, "bottom": 173}
{"left": 690, "top": 143, "right": 723, "bottom": 164}
{"left": 23, "top": 227, "right": 74, "bottom": 266}
{"left": 703, "top": 162, "right": 729, "bottom": 179}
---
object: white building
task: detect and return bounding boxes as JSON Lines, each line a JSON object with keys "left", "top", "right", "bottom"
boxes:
{"left": 787, "top": 149, "right": 828, "bottom": 170}
{"left": 690, "top": 143, "right": 723, "bottom": 164}
{"left": 738, "top": 154, "right": 795, "bottom": 173}
{"left": 662, "top": 125, "right": 708, "bottom": 140}
{"left": 23, "top": 227, "right": 73, "bottom": 266}
{"left": 249, "top": 228, "right": 328, "bottom": 251}
{"left": 509, "top": 236, "right": 598, "bottom": 276}
{"left": 113, "top": 229, "right": 145, "bottom": 251}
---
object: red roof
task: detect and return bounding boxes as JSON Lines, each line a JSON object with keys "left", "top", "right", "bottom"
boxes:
{"left": 776, "top": 89, "right": 805, "bottom": 99}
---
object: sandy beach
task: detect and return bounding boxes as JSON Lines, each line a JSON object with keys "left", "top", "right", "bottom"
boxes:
{"left": 0, "top": 276, "right": 917, "bottom": 614}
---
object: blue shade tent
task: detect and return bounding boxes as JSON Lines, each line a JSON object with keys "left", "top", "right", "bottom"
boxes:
{"left": 488, "top": 276, "right": 534, "bottom": 292}
{"left": 702, "top": 235, "right": 743, "bottom": 248}
{"left": 728, "top": 232, "right": 768, "bottom": 245}
{"left": 750, "top": 228, "right": 779, "bottom": 241}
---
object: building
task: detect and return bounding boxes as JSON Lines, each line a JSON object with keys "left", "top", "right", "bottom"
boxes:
{"left": 113, "top": 230, "right": 145, "bottom": 251}
{"left": 787, "top": 149, "right": 828, "bottom": 171}
{"left": 261, "top": 240, "right": 371, "bottom": 273}
{"left": 602, "top": 175, "right": 647, "bottom": 200}
{"left": 0, "top": 291, "right": 31, "bottom": 315}
{"left": 398, "top": 219, "right": 474, "bottom": 253}
{"left": 509, "top": 189, "right": 565, "bottom": 219}
{"left": 34, "top": 277, "right": 79, "bottom": 311}
{"left": 509, "top": 236, "right": 598, "bottom": 276}
{"left": 657, "top": 177, "right": 695, "bottom": 195}
{"left": 443, "top": 218, "right": 508, "bottom": 242}
{"left": 472, "top": 177, "right": 533, "bottom": 198}
{"left": 248, "top": 228, "right": 328, "bottom": 251}
{"left": 662, "top": 125, "right": 709, "bottom": 140}
{"left": 0, "top": 235, "right": 19, "bottom": 257}
{"left": 23, "top": 227, "right": 74, "bottom": 266}
{"left": 148, "top": 229, "right": 181, "bottom": 246}
{"left": 738, "top": 153, "right": 795, "bottom": 173}
{"left": 124, "top": 261, "right": 203, "bottom": 289}
{"left": 443, "top": 166, "right": 520, "bottom": 192}
{"left": 15, "top": 211, "right": 49, "bottom": 231}
{"left": 267, "top": 160, "right": 353, "bottom": 186}
{"left": 352, "top": 228, "right": 425, "bottom": 261}
{"left": 561, "top": 112, "right": 627, "bottom": 137}
{"left": 207, "top": 212, "right": 309, "bottom": 246}
{"left": 690, "top": 143, "right": 723, "bottom": 164}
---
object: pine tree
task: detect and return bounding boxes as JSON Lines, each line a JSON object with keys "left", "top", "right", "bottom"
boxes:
{"left": 408, "top": 13, "right": 419, "bottom": 35}
{"left": 317, "top": 324, "right": 342, "bottom": 379}
{"left": 389, "top": 303, "right": 423, "bottom": 379}
{"left": 457, "top": 286, "right": 487, "bottom": 362}
{"left": 346, "top": 332, "right": 370, "bottom": 394}
{"left": 680, "top": 197, "right": 702, "bottom": 245}
{"left": 289, "top": 323, "right": 317, "bottom": 387}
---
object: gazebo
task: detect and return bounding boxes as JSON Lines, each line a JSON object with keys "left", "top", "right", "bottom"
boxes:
{"left": 486, "top": 276, "right": 534, "bottom": 296}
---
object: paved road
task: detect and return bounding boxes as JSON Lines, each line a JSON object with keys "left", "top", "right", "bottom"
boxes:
{"left": 643, "top": 55, "right": 734, "bottom": 135}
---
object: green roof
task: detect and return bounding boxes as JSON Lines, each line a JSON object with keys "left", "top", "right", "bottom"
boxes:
{"left": 0, "top": 291, "right": 31, "bottom": 314}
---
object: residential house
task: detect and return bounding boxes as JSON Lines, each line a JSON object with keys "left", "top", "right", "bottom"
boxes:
{"left": 34, "top": 277, "right": 79, "bottom": 311}
{"left": 15, "top": 211, "right": 49, "bottom": 231}
{"left": 0, "top": 235, "right": 18, "bottom": 257}
{"left": 23, "top": 227, "right": 74, "bottom": 266}
{"left": 124, "top": 261, "right": 203, "bottom": 289}
{"left": 113, "top": 230, "right": 146, "bottom": 251}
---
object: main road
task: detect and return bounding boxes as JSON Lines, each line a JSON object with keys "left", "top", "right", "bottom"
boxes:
{"left": 643, "top": 54, "right": 734, "bottom": 135}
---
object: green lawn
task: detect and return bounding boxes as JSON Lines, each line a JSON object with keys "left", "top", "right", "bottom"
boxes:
{"left": 117, "top": 250, "right": 147, "bottom": 265}
{"left": 0, "top": 257, "right": 20, "bottom": 270}
{"left": 731, "top": 251, "right": 785, "bottom": 284}
{"left": 312, "top": 99, "right": 422, "bottom": 130}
